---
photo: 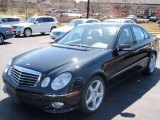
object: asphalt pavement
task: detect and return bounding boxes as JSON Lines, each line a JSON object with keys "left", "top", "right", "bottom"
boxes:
{"left": 0, "top": 34, "right": 160, "bottom": 120}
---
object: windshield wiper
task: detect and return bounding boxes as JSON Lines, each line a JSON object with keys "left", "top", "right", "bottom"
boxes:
{"left": 66, "top": 44, "right": 92, "bottom": 48}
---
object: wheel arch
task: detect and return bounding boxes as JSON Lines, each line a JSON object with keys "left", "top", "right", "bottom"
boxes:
{"left": 89, "top": 71, "right": 109, "bottom": 88}
{"left": 0, "top": 32, "right": 5, "bottom": 39}
{"left": 24, "top": 27, "right": 32, "bottom": 33}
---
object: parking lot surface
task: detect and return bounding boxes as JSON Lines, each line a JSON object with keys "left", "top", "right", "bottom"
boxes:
{"left": 0, "top": 34, "right": 160, "bottom": 120}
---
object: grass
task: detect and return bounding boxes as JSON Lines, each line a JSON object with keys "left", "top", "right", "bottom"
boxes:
{"left": 140, "top": 23, "right": 160, "bottom": 33}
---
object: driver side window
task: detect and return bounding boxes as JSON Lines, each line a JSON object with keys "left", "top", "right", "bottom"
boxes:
{"left": 118, "top": 27, "right": 134, "bottom": 46}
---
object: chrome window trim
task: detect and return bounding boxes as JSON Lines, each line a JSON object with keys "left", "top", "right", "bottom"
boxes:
{"left": 111, "top": 57, "right": 148, "bottom": 78}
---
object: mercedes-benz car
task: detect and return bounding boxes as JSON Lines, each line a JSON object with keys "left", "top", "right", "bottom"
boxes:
{"left": 3, "top": 23, "right": 159, "bottom": 114}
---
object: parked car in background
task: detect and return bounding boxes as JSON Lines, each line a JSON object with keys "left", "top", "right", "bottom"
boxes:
{"left": 3, "top": 23, "right": 159, "bottom": 114}
{"left": 149, "top": 16, "right": 160, "bottom": 22}
{"left": 126, "top": 15, "right": 137, "bottom": 22}
{"left": 0, "top": 25, "right": 14, "bottom": 44}
{"left": 50, "top": 18, "right": 100, "bottom": 40}
{"left": 0, "top": 17, "right": 22, "bottom": 26}
{"left": 103, "top": 19, "right": 136, "bottom": 24}
{"left": 12, "top": 16, "right": 58, "bottom": 37}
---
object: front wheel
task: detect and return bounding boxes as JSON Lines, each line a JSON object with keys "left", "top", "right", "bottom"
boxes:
{"left": 0, "top": 34, "right": 4, "bottom": 45}
{"left": 80, "top": 76, "right": 105, "bottom": 114}
{"left": 24, "top": 29, "right": 32, "bottom": 37}
{"left": 142, "top": 53, "right": 156, "bottom": 75}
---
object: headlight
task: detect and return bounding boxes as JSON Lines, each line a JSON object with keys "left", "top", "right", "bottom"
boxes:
{"left": 4, "top": 59, "right": 13, "bottom": 74}
{"left": 41, "top": 77, "right": 50, "bottom": 88}
{"left": 51, "top": 72, "right": 72, "bottom": 90}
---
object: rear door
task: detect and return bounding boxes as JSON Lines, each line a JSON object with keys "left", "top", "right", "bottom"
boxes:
{"left": 131, "top": 26, "right": 151, "bottom": 62}
{"left": 43, "top": 17, "right": 55, "bottom": 32}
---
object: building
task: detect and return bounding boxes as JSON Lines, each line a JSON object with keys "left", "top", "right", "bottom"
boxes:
{"left": 78, "top": 0, "right": 160, "bottom": 17}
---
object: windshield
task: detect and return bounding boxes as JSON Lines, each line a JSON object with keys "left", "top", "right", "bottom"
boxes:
{"left": 67, "top": 19, "right": 83, "bottom": 27}
{"left": 57, "top": 26, "right": 119, "bottom": 49}
{"left": 26, "top": 18, "right": 35, "bottom": 23}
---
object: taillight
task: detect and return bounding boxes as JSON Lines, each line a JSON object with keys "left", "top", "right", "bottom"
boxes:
{"left": 9, "top": 27, "right": 13, "bottom": 32}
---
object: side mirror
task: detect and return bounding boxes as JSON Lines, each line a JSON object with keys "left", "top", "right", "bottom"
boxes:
{"left": 116, "top": 44, "right": 132, "bottom": 51}
{"left": 34, "top": 21, "right": 38, "bottom": 24}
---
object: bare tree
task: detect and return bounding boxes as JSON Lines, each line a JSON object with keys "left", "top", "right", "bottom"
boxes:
{"left": 0, "top": 0, "right": 8, "bottom": 12}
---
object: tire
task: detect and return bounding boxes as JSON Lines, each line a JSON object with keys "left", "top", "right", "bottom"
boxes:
{"left": 15, "top": 34, "right": 20, "bottom": 37}
{"left": 41, "top": 32, "right": 45, "bottom": 35}
{"left": 24, "top": 28, "right": 32, "bottom": 37}
{"left": 80, "top": 76, "right": 105, "bottom": 114}
{"left": 50, "top": 26, "right": 56, "bottom": 32}
{"left": 0, "top": 34, "right": 4, "bottom": 45}
{"left": 142, "top": 53, "right": 156, "bottom": 75}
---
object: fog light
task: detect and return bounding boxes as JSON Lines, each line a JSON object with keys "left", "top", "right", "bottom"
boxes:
{"left": 52, "top": 102, "right": 64, "bottom": 108}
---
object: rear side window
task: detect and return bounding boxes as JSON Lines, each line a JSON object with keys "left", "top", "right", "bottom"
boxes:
{"left": 132, "top": 27, "right": 145, "bottom": 43}
{"left": 8, "top": 18, "right": 20, "bottom": 22}
{"left": 43, "top": 18, "right": 54, "bottom": 22}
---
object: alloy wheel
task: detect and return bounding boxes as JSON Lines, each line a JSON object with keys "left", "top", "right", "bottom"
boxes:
{"left": 25, "top": 29, "right": 32, "bottom": 37}
{"left": 0, "top": 35, "right": 4, "bottom": 44}
{"left": 85, "top": 80, "right": 104, "bottom": 111}
{"left": 149, "top": 54, "right": 156, "bottom": 73}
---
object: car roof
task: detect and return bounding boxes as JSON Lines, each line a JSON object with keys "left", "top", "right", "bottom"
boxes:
{"left": 30, "top": 16, "right": 55, "bottom": 18}
{"left": 72, "top": 18, "right": 100, "bottom": 22}
{"left": 78, "top": 23, "right": 139, "bottom": 28}
{"left": 2, "top": 16, "right": 21, "bottom": 19}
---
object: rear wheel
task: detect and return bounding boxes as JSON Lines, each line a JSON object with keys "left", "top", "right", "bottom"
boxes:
{"left": 41, "top": 32, "right": 45, "bottom": 35}
{"left": 24, "top": 28, "right": 32, "bottom": 37}
{"left": 80, "top": 76, "right": 105, "bottom": 114}
{"left": 142, "top": 53, "right": 156, "bottom": 75}
{"left": 0, "top": 34, "right": 4, "bottom": 44}
{"left": 50, "top": 26, "right": 56, "bottom": 32}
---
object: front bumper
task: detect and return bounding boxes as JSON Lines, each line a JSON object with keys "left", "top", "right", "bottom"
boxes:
{"left": 3, "top": 79, "right": 81, "bottom": 113}
{"left": 13, "top": 28, "right": 24, "bottom": 35}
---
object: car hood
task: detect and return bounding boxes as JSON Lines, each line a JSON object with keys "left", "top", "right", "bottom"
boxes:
{"left": 13, "top": 44, "right": 105, "bottom": 73}
{"left": 51, "top": 26, "right": 74, "bottom": 33}
{"left": 14, "top": 22, "right": 33, "bottom": 27}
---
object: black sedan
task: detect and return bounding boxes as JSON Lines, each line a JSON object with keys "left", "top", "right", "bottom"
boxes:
{"left": 2, "top": 23, "right": 159, "bottom": 114}
{"left": 0, "top": 25, "right": 14, "bottom": 44}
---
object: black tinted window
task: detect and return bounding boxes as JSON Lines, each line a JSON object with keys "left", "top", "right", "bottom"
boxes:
{"left": 8, "top": 18, "right": 20, "bottom": 22}
{"left": 43, "top": 18, "right": 54, "bottom": 22}
{"left": 36, "top": 18, "right": 43, "bottom": 23}
{"left": 118, "top": 27, "right": 134, "bottom": 46}
{"left": 132, "top": 27, "right": 145, "bottom": 43}
{"left": 2, "top": 18, "right": 7, "bottom": 22}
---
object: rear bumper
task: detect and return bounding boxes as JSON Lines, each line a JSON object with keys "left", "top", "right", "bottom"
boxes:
{"left": 5, "top": 33, "right": 14, "bottom": 39}
{"left": 3, "top": 79, "right": 81, "bottom": 113}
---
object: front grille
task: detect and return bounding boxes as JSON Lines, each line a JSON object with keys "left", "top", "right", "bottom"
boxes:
{"left": 11, "top": 66, "right": 42, "bottom": 87}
